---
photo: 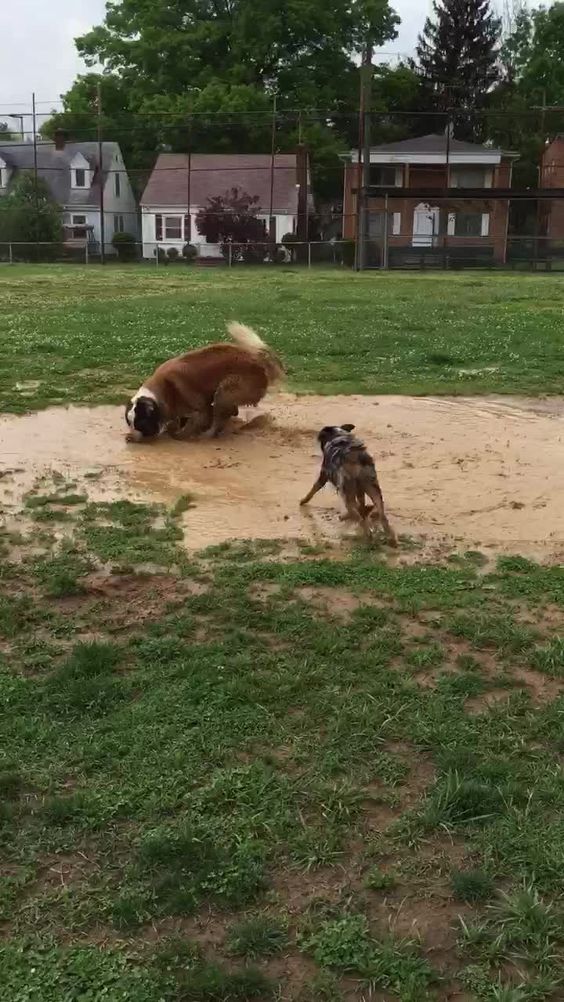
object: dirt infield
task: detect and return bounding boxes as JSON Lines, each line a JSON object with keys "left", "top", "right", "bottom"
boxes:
{"left": 1, "top": 393, "right": 563, "bottom": 558}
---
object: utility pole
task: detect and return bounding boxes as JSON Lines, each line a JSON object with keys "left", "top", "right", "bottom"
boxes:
{"left": 32, "top": 93, "right": 39, "bottom": 258}
{"left": 269, "top": 93, "right": 277, "bottom": 243}
{"left": 97, "top": 82, "right": 106, "bottom": 265}
{"left": 356, "top": 38, "right": 373, "bottom": 271}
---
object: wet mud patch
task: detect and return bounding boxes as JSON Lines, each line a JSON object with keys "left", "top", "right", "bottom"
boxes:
{"left": 1, "top": 393, "right": 564, "bottom": 557}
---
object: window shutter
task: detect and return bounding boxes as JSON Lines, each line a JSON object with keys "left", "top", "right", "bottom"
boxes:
{"left": 155, "top": 214, "right": 162, "bottom": 241}
{"left": 184, "top": 214, "right": 191, "bottom": 241}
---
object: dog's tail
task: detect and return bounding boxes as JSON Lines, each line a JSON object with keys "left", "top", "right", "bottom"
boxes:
{"left": 227, "top": 321, "right": 285, "bottom": 385}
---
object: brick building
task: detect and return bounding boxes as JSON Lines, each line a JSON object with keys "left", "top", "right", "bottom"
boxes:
{"left": 342, "top": 134, "right": 518, "bottom": 265}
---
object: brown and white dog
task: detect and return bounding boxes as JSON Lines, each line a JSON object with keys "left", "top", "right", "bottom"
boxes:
{"left": 125, "top": 322, "right": 284, "bottom": 442}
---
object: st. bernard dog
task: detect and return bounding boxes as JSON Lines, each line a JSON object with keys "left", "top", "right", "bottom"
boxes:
{"left": 125, "top": 322, "right": 284, "bottom": 442}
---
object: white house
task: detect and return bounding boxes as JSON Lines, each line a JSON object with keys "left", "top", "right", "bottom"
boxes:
{"left": 140, "top": 151, "right": 311, "bottom": 259}
{"left": 0, "top": 131, "right": 139, "bottom": 254}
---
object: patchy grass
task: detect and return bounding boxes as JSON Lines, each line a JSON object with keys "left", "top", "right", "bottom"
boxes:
{"left": 3, "top": 266, "right": 564, "bottom": 411}
{"left": 2, "top": 495, "right": 564, "bottom": 998}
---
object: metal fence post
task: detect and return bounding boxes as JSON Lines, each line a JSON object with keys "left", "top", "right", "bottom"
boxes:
{"left": 228, "top": 242, "right": 233, "bottom": 268}
{"left": 308, "top": 242, "right": 311, "bottom": 268}
{"left": 85, "top": 242, "right": 89, "bottom": 266}
{"left": 9, "top": 243, "right": 13, "bottom": 265}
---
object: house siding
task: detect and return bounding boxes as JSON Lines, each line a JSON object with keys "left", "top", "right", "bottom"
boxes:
{"left": 343, "top": 158, "right": 513, "bottom": 263}
{"left": 141, "top": 206, "right": 295, "bottom": 258}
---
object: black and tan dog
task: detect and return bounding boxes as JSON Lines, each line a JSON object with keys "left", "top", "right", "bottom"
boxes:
{"left": 300, "top": 424, "right": 397, "bottom": 545}
{"left": 125, "top": 322, "right": 283, "bottom": 442}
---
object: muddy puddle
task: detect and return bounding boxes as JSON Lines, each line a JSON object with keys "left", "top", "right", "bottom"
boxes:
{"left": 1, "top": 393, "right": 564, "bottom": 559}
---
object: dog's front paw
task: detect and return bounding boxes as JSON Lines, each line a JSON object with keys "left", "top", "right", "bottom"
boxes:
{"left": 125, "top": 430, "right": 143, "bottom": 444}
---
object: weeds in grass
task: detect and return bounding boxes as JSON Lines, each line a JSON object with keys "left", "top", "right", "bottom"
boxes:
{"left": 451, "top": 869, "right": 495, "bottom": 902}
{"left": 227, "top": 915, "right": 289, "bottom": 958}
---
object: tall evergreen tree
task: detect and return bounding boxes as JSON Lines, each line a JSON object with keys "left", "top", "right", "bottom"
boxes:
{"left": 416, "top": 0, "right": 501, "bottom": 139}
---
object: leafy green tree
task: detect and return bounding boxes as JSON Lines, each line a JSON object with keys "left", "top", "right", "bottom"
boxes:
{"left": 42, "top": 0, "right": 402, "bottom": 202}
{"left": 0, "top": 174, "right": 62, "bottom": 248}
{"left": 416, "top": 0, "right": 501, "bottom": 139}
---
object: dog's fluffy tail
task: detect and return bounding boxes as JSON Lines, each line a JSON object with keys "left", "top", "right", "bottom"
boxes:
{"left": 227, "top": 321, "right": 285, "bottom": 385}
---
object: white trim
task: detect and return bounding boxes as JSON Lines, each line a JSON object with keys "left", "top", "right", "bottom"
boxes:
{"left": 392, "top": 212, "right": 401, "bottom": 236}
{"left": 481, "top": 213, "right": 490, "bottom": 237}
{"left": 350, "top": 151, "right": 502, "bottom": 166}
{"left": 447, "top": 213, "right": 456, "bottom": 237}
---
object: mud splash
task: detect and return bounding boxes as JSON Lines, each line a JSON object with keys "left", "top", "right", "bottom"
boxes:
{"left": 1, "top": 393, "right": 564, "bottom": 558}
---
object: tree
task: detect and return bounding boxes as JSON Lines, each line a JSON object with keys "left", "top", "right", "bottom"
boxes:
{"left": 196, "top": 187, "right": 266, "bottom": 248}
{"left": 0, "top": 173, "right": 62, "bottom": 252}
{"left": 416, "top": 0, "right": 501, "bottom": 139}
{"left": 0, "top": 122, "right": 14, "bottom": 141}
{"left": 42, "top": 0, "right": 401, "bottom": 202}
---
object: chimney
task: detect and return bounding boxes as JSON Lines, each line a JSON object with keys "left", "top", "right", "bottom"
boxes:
{"left": 296, "top": 143, "right": 309, "bottom": 241}
{"left": 54, "top": 129, "right": 66, "bottom": 151}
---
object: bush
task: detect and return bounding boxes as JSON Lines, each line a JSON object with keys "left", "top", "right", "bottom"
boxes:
{"left": 154, "top": 246, "right": 169, "bottom": 265}
{"left": 167, "top": 247, "right": 180, "bottom": 262}
{"left": 111, "top": 231, "right": 137, "bottom": 261}
{"left": 182, "top": 243, "right": 198, "bottom": 263}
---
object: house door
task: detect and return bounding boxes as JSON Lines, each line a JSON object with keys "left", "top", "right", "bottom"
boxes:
{"left": 412, "top": 204, "right": 440, "bottom": 247}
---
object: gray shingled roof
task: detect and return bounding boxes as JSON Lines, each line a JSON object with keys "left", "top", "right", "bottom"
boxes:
{"left": 0, "top": 141, "right": 120, "bottom": 206}
{"left": 366, "top": 133, "right": 509, "bottom": 156}
{"left": 140, "top": 153, "right": 301, "bottom": 213}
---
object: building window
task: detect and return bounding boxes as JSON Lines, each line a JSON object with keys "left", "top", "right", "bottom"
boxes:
{"left": 452, "top": 168, "right": 486, "bottom": 188}
{"left": 369, "top": 166, "right": 399, "bottom": 187}
{"left": 114, "top": 214, "right": 125, "bottom": 234}
{"left": 71, "top": 214, "right": 87, "bottom": 238}
{"left": 184, "top": 214, "right": 191, "bottom": 241}
{"left": 115, "top": 172, "right": 121, "bottom": 197}
{"left": 0, "top": 161, "right": 6, "bottom": 188}
{"left": 368, "top": 212, "right": 384, "bottom": 237}
{"left": 164, "top": 216, "right": 182, "bottom": 240}
{"left": 454, "top": 212, "right": 483, "bottom": 237}
{"left": 74, "top": 168, "right": 86, "bottom": 188}
{"left": 155, "top": 214, "right": 163, "bottom": 241}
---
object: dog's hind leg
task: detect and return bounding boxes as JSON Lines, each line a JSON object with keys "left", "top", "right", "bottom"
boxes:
{"left": 365, "top": 481, "right": 397, "bottom": 547}
{"left": 207, "top": 374, "right": 265, "bottom": 438}
{"left": 341, "top": 483, "right": 371, "bottom": 538}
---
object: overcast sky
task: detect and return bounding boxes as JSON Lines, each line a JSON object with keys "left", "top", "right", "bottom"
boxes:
{"left": 1, "top": 0, "right": 498, "bottom": 123}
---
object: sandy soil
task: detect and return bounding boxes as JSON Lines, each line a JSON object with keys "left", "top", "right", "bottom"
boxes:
{"left": 1, "top": 393, "right": 563, "bottom": 559}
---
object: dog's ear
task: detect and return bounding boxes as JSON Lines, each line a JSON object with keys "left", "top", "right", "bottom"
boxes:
{"left": 341, "top": 423, "right": 355, "bottom": 433}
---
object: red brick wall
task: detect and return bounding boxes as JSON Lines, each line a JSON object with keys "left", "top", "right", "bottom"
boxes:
{"left": 541, "top": 140, "right": 564, "bottom": 240}
{"left": 342, "top": 158, "right": 512, "bottom": 261}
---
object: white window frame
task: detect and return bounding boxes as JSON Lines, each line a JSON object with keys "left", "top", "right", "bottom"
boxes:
{"left": 451, "top": 167, "right": 487, "bottom": 189}
{"left": 0, "top": 158, "right": 6, "bottom": 188}
{"left": 447, "top": 212, "right": 490, "bottom": 238}
{"left": 392, "top": 212, "right": 401, "bottom": 236}
{"left": 113, "top": 214, "right": 125, "bottom": 234}
{"left": 369, "top": 165, "right": 402, "bottom": 187}
{"left": 164, "top": 215, "right": 183, "bottom": 240}
{"left": 72, "top": 214, "right": 86, "bottom": 225}
{"left": 73, "top": 167, "right": 87, "bottom": 188}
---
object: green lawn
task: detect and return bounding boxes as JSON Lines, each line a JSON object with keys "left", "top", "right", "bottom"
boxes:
{"left": 2, "top": 267, "right": 564, "bottom": 1001}
{"left": 1, "top": 264, "right": 564, "bottom": 412}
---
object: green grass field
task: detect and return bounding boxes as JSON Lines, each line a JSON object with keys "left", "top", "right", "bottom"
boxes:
{"left": 1, "top": 264, "right": 564, "bottom": 411}
{"left": 2, "top": 266, "right": 564, "bottom": 1001}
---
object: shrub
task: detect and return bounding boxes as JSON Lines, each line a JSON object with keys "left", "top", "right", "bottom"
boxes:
{"left": 154, "top": 246, "right": 169, "bottom": 264}
{"left": 111, "top": 231, "right": 136, "bottom": 261}
{"left": 182, "top": 243, "right": 198, "bottom": 263}
{"left": 167, "top": 247, "right": 180, "bottom": 262}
